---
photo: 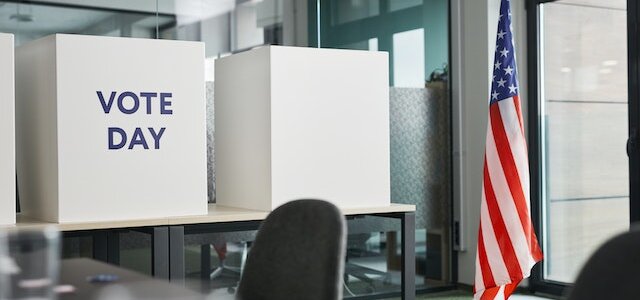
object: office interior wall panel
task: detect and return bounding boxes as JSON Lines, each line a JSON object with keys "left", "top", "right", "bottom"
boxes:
{"left": 15, "top": 35, "right": 58, "bottom": 222}
{"left": 347, "top": 86, "right": 451, "bottom": 234}
{"left": 390, "top": 86, "right": 450, "bottom": 230}
{"left": 206, "top": 81, "right": 215, "bottom": 203}
{"left": 270, "top": 46, "right": 390, "bottom": 210}
{"left": 0, "top": 33, "right": 15, "bottom": 225}
{"left": 214, "top": 46, "right": 273, "bottom": 212}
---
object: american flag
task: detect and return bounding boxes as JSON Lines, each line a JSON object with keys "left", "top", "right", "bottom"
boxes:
{"left": 474, "top": 0, "right": 543, "bottom": 299}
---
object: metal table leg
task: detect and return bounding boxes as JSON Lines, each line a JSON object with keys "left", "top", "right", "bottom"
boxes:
{"left": 201, "top": 244, "right": 211, "bottom": 279}
{"left": 92, "top": 231, "right": 108, "bottom": 262}
{"left": 401, "top": 212, "right": 416, "bottom": 300}
{"left": 92, "top": 230, "right": 120, "bottom": 265}
{"left": 108, "top": 231, "right": 120, "bottom": 265}
{"left": 169, "top": 226, "right": 185, "bottom": 283}
{"left": 152, "top": 227, "right": 169, "bottom": 279}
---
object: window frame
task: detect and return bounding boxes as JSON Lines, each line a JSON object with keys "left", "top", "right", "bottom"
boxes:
{"left": 526, "top": 0, "right": 640, "bottom": 296}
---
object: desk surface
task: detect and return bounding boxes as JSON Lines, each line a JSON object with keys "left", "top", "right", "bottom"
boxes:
{"left": 59, "top": 258, "right": 203, "bottom": 300}
{"left": 168, "top": 203, "right": 415, "bottom": 225}
{"left": 8, "top": 203, "right": 415, "bottom": 231}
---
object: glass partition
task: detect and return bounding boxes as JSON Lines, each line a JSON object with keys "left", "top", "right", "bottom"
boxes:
{"left": 2, "top": 0, "right": 452, "bottom": 296}
{"left": 316, "top": 0, "right": 452, "bottom": 295}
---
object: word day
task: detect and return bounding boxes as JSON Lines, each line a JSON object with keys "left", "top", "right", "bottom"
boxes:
{"left": 97, "top": 91, "right": 173, "bottom": 150}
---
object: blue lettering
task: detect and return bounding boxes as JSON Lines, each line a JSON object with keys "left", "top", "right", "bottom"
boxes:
{"left": 148, "top": 127, "right": 166, "bottom": 149}
{"left": 117, "top": 91, "right": 140, "bottom": 114}
{"left": 102, "top": 91, "right": 173, "bottom": 150}
{"left": 98, "top": 91, "right": 174, "bottom": 115}
{"left": 140, "top": 92, "right": 157, "bottom": 114}
{"left": 160, "top": 93, "right": 173, "bottom": 115}
{"left": 97, "top": 91, "right": 116, "bottom": 113}
{"left": 128, "top": 128, "right": 149, "bottom": 150}
{"left": 108, "top": 127, "right": 127, "bottom": 150}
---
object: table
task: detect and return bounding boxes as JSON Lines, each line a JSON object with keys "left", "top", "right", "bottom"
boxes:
{"left": 59, "top": 258, "right": 203, "bottom": 300}
{"left": 164, "top": 204, "right": 416, "bottom": 300}
{"left": 6, "top": 203, "right": 416, "bottom": 300}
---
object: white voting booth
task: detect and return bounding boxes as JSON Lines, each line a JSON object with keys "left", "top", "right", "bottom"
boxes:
{"left": 215, "top": 46, "right": 391, "bottom": 211}
{"left": 15, "top": 34, "right": 208, "bottom": 223}
{"left": 0, "top": 33, "right": 15, "bottom": 225}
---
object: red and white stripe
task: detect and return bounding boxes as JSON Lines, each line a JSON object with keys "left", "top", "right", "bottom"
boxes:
{"left": 474, "top": 96, "right": 543, "bottom": 300}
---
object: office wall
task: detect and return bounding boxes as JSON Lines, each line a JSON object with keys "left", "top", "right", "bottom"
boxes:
{"left": 452, "top": 0, "right": 528, "bottom": 285}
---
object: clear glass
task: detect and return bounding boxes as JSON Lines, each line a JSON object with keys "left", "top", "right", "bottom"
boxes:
{"left": 319, "top": 0, "right": 452, "bottom": 295}
{"left": 319, "top": 0, "right": 449, "bottom": 87}
{"left": 343, "top": 217, "right": 418, "bottom": 297}
{"left": 0, "top": 231, "right": 9, "bottom": 300}
{"left": 0, "top": 1, "right": 165, "bottom": 46}
{"left": 540, "top": 0, "right": 629, "bottom": 283}
{"left": 5, "top": 227, "right": 61, "bottom": 300}
{"left": 389, "top": 0, "right": 423, "bottom": 12}
{"left": 0, "top": 0, "right": 452, "bottom": 296}
{"left": 331, "top": 0, "right": 380, "bottom": 25}
{"left": 183, "top": 231, "right": 256, "bottom": 297}
{"left": 0, "top": 0, "right": 290, "bottom": 55}
{"left": 392, "top": 28, "right": 425, "bottom": 87}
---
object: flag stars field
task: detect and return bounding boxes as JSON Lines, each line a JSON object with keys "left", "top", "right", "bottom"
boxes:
{"left": 503, "top": 65, "right": 513, "bottom": 76}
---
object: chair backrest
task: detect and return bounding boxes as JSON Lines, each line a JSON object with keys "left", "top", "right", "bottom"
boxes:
{"left": 236, "top": 199, "right": 346, "bottom": 300}
{"left": 567, "top": 227, "right": 640, "bottom": 300}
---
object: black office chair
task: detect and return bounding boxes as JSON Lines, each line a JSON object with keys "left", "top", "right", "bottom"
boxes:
{"left": 567, "top": 227, "right": 640, "bottom": 300}
{"left": 236, "top": 199, "right": 347, "bottom": 300}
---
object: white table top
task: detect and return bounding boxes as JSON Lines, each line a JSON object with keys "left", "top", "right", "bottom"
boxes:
{"left": 5, "top": 203, "right": 416, "bottom": 232}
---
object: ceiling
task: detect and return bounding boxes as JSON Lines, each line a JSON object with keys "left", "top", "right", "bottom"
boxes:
{"left": 0, "top": 2, "right": 112, "bottom": 32}
{"left": 31, "top": 0, "right": 238, "bottom": 20}
{"left": 0, "top": 1, "right": 177, "bottom": 43}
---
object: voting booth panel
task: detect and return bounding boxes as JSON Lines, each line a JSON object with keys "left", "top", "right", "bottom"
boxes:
{"left": 16, "top": 34, "right": 207, "bottom": 223}
{"left": 0, "top": 33, "right": 15, "bottom": 225}
{"left": 215, "top": 46, "right": 390, "bottom": 211}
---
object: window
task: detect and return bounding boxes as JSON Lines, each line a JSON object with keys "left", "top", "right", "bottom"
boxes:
{"left": 529, "top": 0, "right": 631, "bottom": 292}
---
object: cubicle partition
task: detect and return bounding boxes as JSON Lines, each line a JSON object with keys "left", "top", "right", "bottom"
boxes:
{"left": 214, "top": 46, "right": 391, "bottom": 211}
{"left": 0, "top": 33, "right": 15, "bottom": 225}
{"left": 390, "top": 86, "right": 451, "bottom": 284}
{"left": 14, "top": 34, "right": 208, "bottom": 223}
